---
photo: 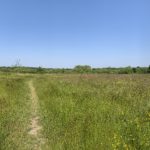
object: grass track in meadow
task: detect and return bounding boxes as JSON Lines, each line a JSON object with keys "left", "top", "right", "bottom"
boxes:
{"left": 0, "top": 74, "right": 150, "bottom": 150}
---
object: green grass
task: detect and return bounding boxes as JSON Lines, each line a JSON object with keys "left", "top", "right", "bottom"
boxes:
{"left": 0, "top": 76, "right": 31, "bottom": 150}
{"left": 34, "top": 74, "right": 150, "bottom": 150}
{"left": 0, "top": 74, "right": 150, "bottom": 150}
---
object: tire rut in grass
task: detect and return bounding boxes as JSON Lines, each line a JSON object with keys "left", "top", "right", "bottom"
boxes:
{"left": 28, "top": 80, "right": 45, "bottom": 150}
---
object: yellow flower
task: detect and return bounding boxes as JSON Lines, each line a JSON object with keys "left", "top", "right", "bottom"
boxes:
{"left": 123, "top": 144, "right": 128, "bottom": 150}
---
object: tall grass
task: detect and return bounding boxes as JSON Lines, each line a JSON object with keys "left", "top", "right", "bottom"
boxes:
{"left": 0, "top": 76, "right": 31, "bottom": 150}
{"left": 34, "top": 74, "right": 150, "bottom": 150}
{"left": 1, "top": 74, "right": 150, "bottom": 149}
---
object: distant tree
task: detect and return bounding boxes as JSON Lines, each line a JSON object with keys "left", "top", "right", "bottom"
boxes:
{"left": 132, "top": 67, "right": 136, "bottom": 73}
{"left": 74, "top": 65, "right": 92, "bottom": 73}
{"left": 122, "top": 66, "right": 133, "bottom": 74}
{"left": 148, "top": 65, "right": 150, "bottom": 73}
{"left": 136, "top": 66, "right": 141, "bottom": 73}
{"left": 136, "top": 66, "right": 147, "bottom": 74}
{"left": 37, "top": 66, "right": 45, "bottom": 73}
{"left": 13, "top": 59, "right": 21, "bottom": 67}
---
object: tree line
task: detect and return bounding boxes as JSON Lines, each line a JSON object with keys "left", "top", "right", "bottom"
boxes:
{"left": 0, "top": 65, "right": 150, "bottom": 74}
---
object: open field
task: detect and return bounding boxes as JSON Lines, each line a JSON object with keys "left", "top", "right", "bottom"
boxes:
{"left": 0, "top": 73, "right": 150, "bottom": 150}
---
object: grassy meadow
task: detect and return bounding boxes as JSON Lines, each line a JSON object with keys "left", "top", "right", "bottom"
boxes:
{"left": 0, "top": 75, "right": 31, "bottom": 149}
{"left": 0, "top": 73, "right": 150, "bottom": 149}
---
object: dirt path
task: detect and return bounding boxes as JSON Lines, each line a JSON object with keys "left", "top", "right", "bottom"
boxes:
{"left": 28, "top": 80, "right": 45, "bottom": 150}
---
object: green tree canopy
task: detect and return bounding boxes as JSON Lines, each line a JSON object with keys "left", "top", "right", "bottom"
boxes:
{"left": 74, "top": 65, "right": 92, "bottom": 73}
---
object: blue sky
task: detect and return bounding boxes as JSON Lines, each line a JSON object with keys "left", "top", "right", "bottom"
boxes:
{"left": 0, "top": 0, "right": 149, "bottom": 68}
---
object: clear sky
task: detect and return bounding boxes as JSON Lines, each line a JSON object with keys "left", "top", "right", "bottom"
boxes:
{"left": 0, "top": 0, "right": 149, "bottom": 68}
